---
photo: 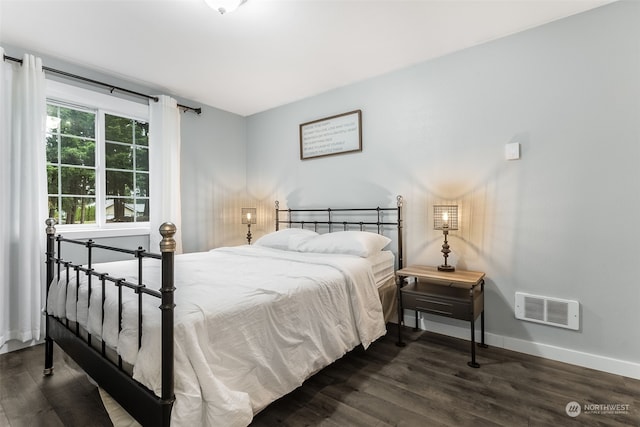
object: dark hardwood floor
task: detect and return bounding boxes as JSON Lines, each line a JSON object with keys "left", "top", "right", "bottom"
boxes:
{"left": 1, "top": 326, "right": 638, "bottom": 426}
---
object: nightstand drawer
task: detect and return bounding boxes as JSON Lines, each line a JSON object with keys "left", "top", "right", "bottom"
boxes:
{"left": 403, "top": 293, "right": 460, "bottom": 317}
{"left": 401, "top": 281, "right": 482, "bottom": 321}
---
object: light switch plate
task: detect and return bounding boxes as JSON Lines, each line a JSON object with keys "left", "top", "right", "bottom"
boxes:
{"left": 505, "top": 142, "right": 520, "bottom": 160}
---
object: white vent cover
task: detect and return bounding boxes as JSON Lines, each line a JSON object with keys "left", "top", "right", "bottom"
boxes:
{"left": 515, "top": 292, "right": 579, "bottom": 330}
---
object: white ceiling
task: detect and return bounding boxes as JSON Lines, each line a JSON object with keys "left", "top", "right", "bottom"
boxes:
{"left": 1, "top": 0, "right": 611, "bottom": 116}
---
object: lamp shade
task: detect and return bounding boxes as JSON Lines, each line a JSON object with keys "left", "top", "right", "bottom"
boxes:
{"left": 204, "top": 0, "right": 247, "bottom": 14}
{"left": 433, "top": 205, "right": 458, "bottom": 230}
{"left": 241, "top": 208, "right": 257, "bottom": 224}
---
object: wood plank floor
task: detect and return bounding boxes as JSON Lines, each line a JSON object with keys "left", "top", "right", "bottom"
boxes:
{"left": 1, "top": 326, "right": 638, "bottom": 426}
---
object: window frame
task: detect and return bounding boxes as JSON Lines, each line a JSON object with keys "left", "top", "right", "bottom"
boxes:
{"left": 46, "top": 79, "right": 150, "bottom": 238}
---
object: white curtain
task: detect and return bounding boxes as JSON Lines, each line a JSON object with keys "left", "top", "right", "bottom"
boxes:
{"left": 0, "top": 47, "right": 47, "bottom": 348}
{"left": 149, "top": 95, "right": 183, "bottom": 254}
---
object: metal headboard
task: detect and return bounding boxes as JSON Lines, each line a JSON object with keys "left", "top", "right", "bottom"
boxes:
{"left": 275, "top": 195, "right": 403, "bottom": 269}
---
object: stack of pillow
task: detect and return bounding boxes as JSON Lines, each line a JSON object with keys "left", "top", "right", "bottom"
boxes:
{"left": 254, "top": 228, "right": 390, "bottom": 258}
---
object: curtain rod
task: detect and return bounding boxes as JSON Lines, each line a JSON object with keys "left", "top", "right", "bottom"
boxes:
{"left": 3, "top": 54, "right": 202, "bottom": 115}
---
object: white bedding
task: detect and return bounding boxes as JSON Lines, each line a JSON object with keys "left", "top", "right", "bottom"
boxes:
{"left": 47, "top": 245, "right": 387, "bottom": 426}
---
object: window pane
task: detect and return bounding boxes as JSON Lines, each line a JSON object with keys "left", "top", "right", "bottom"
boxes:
{"left": 135, "top": 173, "right": 149, "bottom": 197}
{"left": 134, "top": 199, "right": 149, "bottom": 222}
{"left": 105, "top": 198, "right": 120, "bottom": 222}
{"left": 47, "top": 165, "right": 59, "bottom": 194}
{"left": 46, "top": 113, "right": 61, "bottom": 134}
{"left": 105, "top": 142, "right": 133, "bottom": 169}
{"left": 46, "top": 134, "right": 59, "bottom": 163}
{"left": 105, "top": 114, "right": 133, "bottom": 144}
{"left": 106, "top": 198, "right": 143, "bottom": 222}
{"left": 61, "top": 136, "right": 95, "bottom": 166}
{"left": 135, "top": 147, "right": 149, "bottom": 171}
{"left": 48, "top": 196, "right": 59, "bottom": 221}
{"left": 47, "top": 104, "right": 58, "bottom": 117}
{"left": 134, "top": 120, "right": 148, "bottom": 146}
{"left": 61, "top": 197, "right": 95, "bottom": 224}
{"left": 60, "top": 167, "right": 95, "bottom": 196}
{"left": 106, "top": 170, "right": 133, "bottom": 196}
{"left": 60, "top": 108, "right": 95, "bottom": 137}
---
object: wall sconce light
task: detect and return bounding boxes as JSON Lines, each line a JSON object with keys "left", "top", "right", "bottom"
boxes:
{"left": 241, "top": 207, "right": 257, "bottom": 244}
{"left": 433, "top": 205, "right": 458, "bottom": 272}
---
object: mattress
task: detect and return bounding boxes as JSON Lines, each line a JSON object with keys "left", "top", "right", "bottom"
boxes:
{"left": 47, "top": 245, "right": 388, "bottom": 427}
{"left": 369, "top": 250, "right": 395, "bottom": 287}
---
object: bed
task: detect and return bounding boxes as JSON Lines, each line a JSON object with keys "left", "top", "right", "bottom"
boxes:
{"left": 43, "top": 197, "right": 404, "bottom": 426}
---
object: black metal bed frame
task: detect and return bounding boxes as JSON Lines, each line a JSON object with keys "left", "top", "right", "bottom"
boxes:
{"left": 41, "top": 196, "right": 404, "bottom": 427}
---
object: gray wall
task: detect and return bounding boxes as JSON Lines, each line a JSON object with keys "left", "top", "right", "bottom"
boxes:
{"left": 180, "top": 103, "right": 248, "bottom": 251}
{"left": 246, "top": 1, "right": 640, "bottom": 364}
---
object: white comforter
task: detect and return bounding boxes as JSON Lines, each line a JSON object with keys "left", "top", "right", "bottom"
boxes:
{"left": 47, "top": 245, "right": 387, "bottom": 426}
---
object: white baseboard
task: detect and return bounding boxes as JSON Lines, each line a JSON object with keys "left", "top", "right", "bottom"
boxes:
{"left": 402, "top": 314, "right": 640, "bottom": 380}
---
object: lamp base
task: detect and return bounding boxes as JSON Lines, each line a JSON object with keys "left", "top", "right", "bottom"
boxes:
{"left": 437, "top": 264, "right": 455, "bottom": 272}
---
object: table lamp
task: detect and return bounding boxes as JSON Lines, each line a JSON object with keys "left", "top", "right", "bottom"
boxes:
{"left": 433, "top": 205, "right": 458, "bottom": 272}
{"left": 241, "top": 208, "right": 257, "bottom": 244}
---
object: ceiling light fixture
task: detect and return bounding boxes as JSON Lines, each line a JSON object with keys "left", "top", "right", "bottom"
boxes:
{"left": 204, "top": 0, "right": 247, "bottom": 15}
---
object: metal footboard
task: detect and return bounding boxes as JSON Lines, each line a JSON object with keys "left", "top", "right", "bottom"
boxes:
{"left": 43, "top": 219, "right": 176, "bottom": 426}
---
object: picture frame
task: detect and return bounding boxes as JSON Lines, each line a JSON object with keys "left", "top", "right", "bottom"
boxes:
{"left": 299, "top": 109, "right": 362, "bottom": 160}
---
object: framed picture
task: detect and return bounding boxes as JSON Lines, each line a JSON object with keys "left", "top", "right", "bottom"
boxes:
{"left": 299, "top": 110, "right": 362, "bottom": 160}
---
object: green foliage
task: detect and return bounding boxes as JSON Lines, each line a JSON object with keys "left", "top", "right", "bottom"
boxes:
{"left": 106, "top": 142, "right": 133, "bottom": 169}
{"left": 61, "top": 136, "right": 95, "bottom": 166}
{"left": 106, "top": 114, "right": 133, "bottom": 144}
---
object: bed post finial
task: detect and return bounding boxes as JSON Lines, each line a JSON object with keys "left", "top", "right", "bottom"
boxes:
{"left": 159, "top": 222, "right": 177, "bottom": 253}
{"left": 46, "top": 217, "right": 56, "bottom": 235}
{"left": 275, "top": 201, "right": 280, "bottom": 231}
{"left": 396, "top": 195, "right": 403, "bottom": 207}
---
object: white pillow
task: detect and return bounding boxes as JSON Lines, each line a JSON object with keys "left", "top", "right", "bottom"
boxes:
{"left": 295, "top": 231, "right": 391, "bottom": 257}
{"left": 254, "top": 228, "right": 318, "bottom": 250}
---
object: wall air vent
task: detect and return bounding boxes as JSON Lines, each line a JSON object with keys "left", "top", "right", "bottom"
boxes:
{"left": 515, "top": 292, "right": 579, "bottom": 330}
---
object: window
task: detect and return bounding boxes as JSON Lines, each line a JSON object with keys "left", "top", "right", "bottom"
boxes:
{"left": 46, "top": 80, "right": 150, "bottom": 232}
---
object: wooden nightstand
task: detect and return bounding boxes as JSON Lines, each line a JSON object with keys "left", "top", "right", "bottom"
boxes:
{"left": 395, "top": 265, "right": 487, "bottom": 368}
